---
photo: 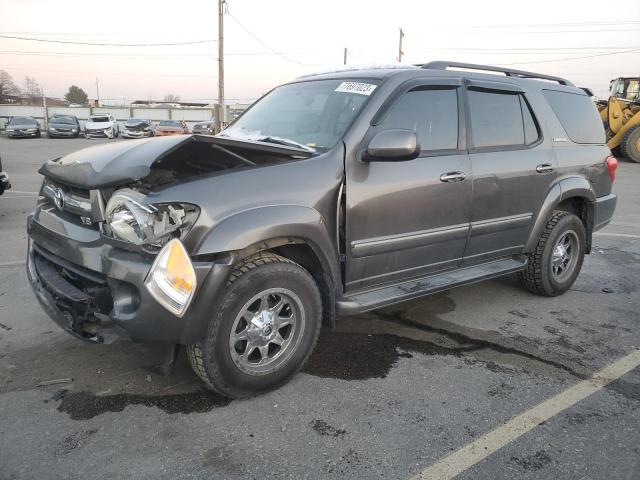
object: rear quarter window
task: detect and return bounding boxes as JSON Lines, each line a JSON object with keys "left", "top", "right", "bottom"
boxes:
{"left": 542, "top": 90, "right": 605, "bottom": 144}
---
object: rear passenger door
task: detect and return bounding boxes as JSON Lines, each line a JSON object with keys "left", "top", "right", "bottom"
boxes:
{"left": 463, "top": 80, "right": 557, "bottom": 265}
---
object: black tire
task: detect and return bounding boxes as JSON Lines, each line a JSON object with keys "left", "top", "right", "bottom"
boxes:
{"left": 187, "top": 252, "right": 322, "bottom": 398}
{"left": 518, "top": 211, "right": 586, "bottom": 297}
{"left": 620, "top": 124, "right": 640, "bottom": 163}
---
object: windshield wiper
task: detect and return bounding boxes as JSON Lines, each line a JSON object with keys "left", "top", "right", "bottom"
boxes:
{"left": 255, "top": 136, "right": 316, "bottom": 153}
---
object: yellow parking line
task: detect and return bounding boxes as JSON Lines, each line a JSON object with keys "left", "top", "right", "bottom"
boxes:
{"left": 594, "top": 232, "right": 640, "bottom": 239}
{"left": 409, "top": 349, "right": 640, "bottom": 480}
{"left": 4, "top": 190, "right": 38, "bottom": 195}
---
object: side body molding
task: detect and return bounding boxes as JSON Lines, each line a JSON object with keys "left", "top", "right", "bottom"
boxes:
{"left": 193, "top": 205, "right": 341, "bottom": 292}
{"left": 524, "top": 177, "right": 595, "bottom": 252}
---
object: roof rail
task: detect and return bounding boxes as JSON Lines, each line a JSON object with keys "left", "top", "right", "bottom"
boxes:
{"left": 419, "top": 61, "right": 573, "bottom": 86}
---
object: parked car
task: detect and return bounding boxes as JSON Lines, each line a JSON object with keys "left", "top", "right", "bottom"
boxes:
{"left": 47, "top": 114, "right": 81, "bottom": 138}
{"left": 5, "top": 116, "right": 41, "bottom": 138}
{"left": 27, "top": 62, "right": 617, "bottom": 399}
{"left": 192, "top": 121, "right": 214, "bottom": 135}
{"left": 84, "top": 113, "right": 119, "bottom": 139}
{"left": 154, "top": 120, "right": 188, "bottom": 136}
{"left": 121, "top": 118, "right": 154, "bottom": 139}
{"left": 0, "top": 155, "right": 10, "bottom": 195}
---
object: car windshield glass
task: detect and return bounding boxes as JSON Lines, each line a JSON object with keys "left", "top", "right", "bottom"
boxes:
{"left": 221, "top": 79, "right": 378, "bottom": 152}
{"left": 90, "top": 116, "right": 110, "bottom": 122}
{"left": 9, "top": 116, "right": 36, "bottom": 125}
{"left": 159, "top": 121, "right": 180, "bottom": 127}
{"left": 127, "top": 118, "right": 146, "bottom": 123}
{"left": 50, "top": 116, "right": 75, "bottom": 125}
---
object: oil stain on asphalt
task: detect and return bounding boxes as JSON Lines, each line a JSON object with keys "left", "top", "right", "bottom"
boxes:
{"left": 57, "top": 388, "right": 230, "bottom": 420}
{"left": 56, "top": 330, "right": 464, "bottom": 419}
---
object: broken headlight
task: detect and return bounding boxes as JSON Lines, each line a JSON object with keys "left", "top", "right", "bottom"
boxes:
{"left": 104, "top": 189, "right": 198, "bottom": 247}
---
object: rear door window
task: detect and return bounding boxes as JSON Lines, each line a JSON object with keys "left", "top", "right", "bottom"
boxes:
{"left": 542, "top": 89, "right": 605, "bottom": 144}
{"left": 467, "top": 89, "right": 539, "bottom": 148}
{"left": 378, "top": 87, "right": 459, "bottom": 151}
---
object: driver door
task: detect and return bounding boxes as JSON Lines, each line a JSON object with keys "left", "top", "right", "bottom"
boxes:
{"left": 345, "top": 81, "right": 472, "bottom": 291}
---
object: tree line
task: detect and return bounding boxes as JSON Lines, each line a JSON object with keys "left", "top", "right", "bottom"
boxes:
{"left": 0, "top": 69, "right": 89, "bottom": 105}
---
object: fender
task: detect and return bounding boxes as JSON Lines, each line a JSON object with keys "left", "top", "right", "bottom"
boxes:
{"left": 193, "top": 205, "right": 341, "bottom": 292}
{"left": 524, "top": 176, "right": 595, "bottom": 252}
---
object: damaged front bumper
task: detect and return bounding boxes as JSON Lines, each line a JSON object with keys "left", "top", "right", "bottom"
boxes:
{"left": 121, "top": 130, "right": 152, "bottom": 139}
{"left": 85, "top": 128, "right": 115, "bottom": 139}
{"left": 0, "top": 171, "right": 10, "bottom": 194}
{"left": 27, "top": 215, "right": 233, "bottom": 344}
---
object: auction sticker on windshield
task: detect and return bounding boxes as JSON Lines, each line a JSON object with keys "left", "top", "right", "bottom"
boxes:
{"left": 335, "top": 81, "right": 377, "bottom": 96}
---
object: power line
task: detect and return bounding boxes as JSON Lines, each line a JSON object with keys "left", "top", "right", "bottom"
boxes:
{"left": 410, "top": 46, "right": 640, "bottom": 52}
{"left": 502, "top": 47, "right": 640, "bottom": 65}
{"left": 0, "top": 50, "right": 323, "bottom": 59}
{"left": 0, "top": 34, "right": 217, "bottom": 47}
{"left": 226, "top": 10, "right": 331, "bottom": 67}
{"left": 442, "top": 20, "right": 640, "bottom": 29}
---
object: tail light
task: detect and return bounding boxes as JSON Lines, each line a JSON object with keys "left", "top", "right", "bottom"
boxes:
{"left": 605, "top": 155, "right": 618, "bottom": 182}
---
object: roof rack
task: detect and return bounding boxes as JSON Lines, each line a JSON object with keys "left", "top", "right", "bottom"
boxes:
{"left": 418, "top": 61, "right": 573, "bottom": 86}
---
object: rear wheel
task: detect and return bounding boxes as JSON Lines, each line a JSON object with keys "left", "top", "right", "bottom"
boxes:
{"left": 518, "top": 211, "right": 586, "bottom": 296}
{"left": 187, "top": 252, "right": 322, "bottom": 398}
{"left": 620, "top": 124, "right": 640, "bottom": 163}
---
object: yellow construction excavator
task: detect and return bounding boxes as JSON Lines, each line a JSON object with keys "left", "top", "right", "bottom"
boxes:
{"left": 596, "top": 77, "right": 640, "bottom": 162}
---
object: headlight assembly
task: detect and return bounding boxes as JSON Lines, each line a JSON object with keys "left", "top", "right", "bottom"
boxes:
{"left": 104, "top": 189, "right": 198, "bottom": 247}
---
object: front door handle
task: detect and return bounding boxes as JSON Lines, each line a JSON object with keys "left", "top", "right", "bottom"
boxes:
{"left": 440, "top": 171, "right": 466, "bottom": 183}
{"left": 536, "top": 163, "right": 554, "bottom": 173}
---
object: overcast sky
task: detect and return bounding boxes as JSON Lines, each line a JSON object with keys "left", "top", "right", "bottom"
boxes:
{"left": 1, "top": 0, "right": 639, "bottom": 104}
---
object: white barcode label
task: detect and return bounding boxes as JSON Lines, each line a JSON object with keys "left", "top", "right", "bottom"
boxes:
{"left": 335, "top": 82, "right": 377, "bottom": 96}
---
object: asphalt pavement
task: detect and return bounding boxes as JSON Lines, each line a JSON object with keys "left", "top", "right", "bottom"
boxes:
{"left": 0, "top": 137, "right": 638, "bottom": 479}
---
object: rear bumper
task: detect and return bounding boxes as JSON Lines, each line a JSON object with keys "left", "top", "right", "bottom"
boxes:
{"left": 27, "top": 215, "right": 233, "bottom": 344}
{"left": 594, "top": 193, "right": 617, "bottom": 231}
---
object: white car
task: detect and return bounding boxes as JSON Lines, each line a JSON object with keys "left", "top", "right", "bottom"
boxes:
{"left": 84, "top": 113, "right": 120, "bottom": 139}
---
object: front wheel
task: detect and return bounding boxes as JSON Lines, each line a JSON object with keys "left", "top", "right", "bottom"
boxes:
{"left": 519, "top": 211, "right": 586, "bottom": 296}
{"left": 187, "top": 252, "right": 322, "bottom": 398}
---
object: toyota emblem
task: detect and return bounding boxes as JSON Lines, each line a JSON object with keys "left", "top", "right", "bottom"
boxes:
{"left": 53, "top": 187, "right": 65, "bottom": 211}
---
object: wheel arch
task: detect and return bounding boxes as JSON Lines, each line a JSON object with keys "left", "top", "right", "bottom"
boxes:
{"left": 525, "top": 177, "right": 595, "bottom": 253}
{"left": 192, "top": 205, "right": 340, "bottom": 328}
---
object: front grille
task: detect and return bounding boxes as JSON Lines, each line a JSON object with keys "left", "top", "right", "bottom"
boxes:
{"left": 40, "top": 179, "right": 98, "bottom": 228}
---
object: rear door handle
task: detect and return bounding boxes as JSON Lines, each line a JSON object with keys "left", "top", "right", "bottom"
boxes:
{"left": 536, "top": 163, "right": 554, "bottom": 173}
{"left": 440, "top": 171, "right": 466, "bottom": 183}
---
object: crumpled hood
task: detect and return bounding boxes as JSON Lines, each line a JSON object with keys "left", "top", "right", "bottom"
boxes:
{"left": 39, "top": 135, "right": 192, "bottom": 188}
{"left": 38, "top": 134, "right": 312, "bottom": 189}
{"left": 85, "top": 120, "right": 116, "bottom": 130}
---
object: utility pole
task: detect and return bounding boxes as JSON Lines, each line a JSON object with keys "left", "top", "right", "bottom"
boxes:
{"left": 42, "top": 86, "right": 48, "bottom": 130}
{"left": 95, "top": 77, "right": 100, "bottom": 106}
{"left": 397, "top": 28, "right": 404, "bottom": 63}
{"left": 216, "top": 0, "right": 226, "bottom": 133}
{"left": 343, "top": 47, "right": 347, "bottom": 65}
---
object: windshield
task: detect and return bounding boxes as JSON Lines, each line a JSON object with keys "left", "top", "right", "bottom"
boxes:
{"left": 90, "top": 116, "right": 111, "bottom": 122}
{"left": 222, "top": 79, "right": 378, "bottom": 152}
{"left": 159, "top": 120, "right": 181, "bottom": 127}
{"left": 50, "top": 116, "right": 76, "bottom": 125}
{"left": 9, "top": 116, "right": 37, "bottom": 125}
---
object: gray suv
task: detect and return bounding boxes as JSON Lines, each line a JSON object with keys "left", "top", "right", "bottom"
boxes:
{"left": 27, "top": 62, "right": 617, "bottom": 398}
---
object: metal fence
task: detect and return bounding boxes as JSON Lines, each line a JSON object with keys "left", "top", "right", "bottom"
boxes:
{"left": 0, "top": 104, "right": 223, "bottom": 132}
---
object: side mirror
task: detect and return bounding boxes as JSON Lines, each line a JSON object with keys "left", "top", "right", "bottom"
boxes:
{"left": 364, "top": 129, "right": 420, "bottom": 161}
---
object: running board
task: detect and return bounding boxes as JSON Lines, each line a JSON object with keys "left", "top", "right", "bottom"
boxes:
{"left": 336, "top": 256, "right": 527, "bottom": 315}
